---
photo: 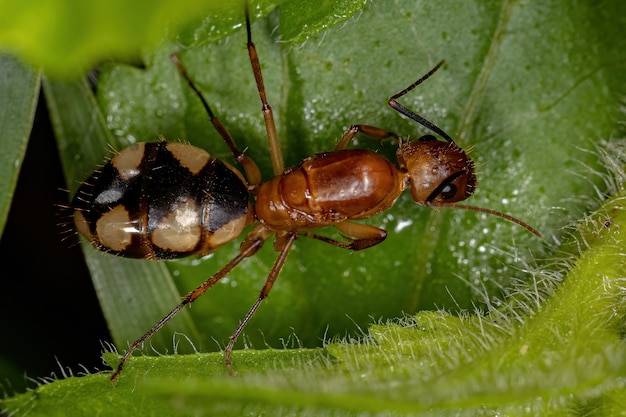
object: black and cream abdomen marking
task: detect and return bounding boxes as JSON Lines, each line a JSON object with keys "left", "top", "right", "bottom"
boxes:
{"left": 72, "top": 142, "right": 252, "bottom": 259}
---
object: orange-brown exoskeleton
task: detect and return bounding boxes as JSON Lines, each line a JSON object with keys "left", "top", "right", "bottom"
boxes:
{"left": 71, "top": 5, "right": 541, "bottom": 384}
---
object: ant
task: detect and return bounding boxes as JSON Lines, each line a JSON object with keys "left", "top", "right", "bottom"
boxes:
{"left": 70, "top": 5, "right": 541, "bottom": 384}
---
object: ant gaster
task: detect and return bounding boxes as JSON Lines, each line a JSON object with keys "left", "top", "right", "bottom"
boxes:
{"left": 70, "top": 5, "right": 541, "bottom": 384}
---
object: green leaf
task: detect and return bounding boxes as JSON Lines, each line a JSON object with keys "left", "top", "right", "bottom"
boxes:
{"left": 4, "top": 0, "right": 626, "bottom": 414}
{"left": 279, "top": 0, "right": 368, "bottom": 43}
{"left": 0, "top": 55, "right": 39, "bottom": 236}
{"left": 0, "top": 0, "right": 367, "bottom": 78}
{"left": 0, "top": 1, "right": 278, "bottom": 78}
{"left": 72, "top": 0, "right": 625, "bottom": 357}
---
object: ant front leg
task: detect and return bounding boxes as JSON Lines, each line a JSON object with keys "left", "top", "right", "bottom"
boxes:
{"left": 304, "top": 221, "right": 387, "bottom": 251}
{"left": 334, "top": 125, "right": 400, "bottom": 151}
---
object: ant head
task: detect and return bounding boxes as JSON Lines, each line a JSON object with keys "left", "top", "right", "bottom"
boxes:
{"left": 396, "top": 134, "right": 477, "bottom": 206}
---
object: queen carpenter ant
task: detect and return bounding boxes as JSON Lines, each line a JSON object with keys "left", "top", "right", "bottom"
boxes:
{"left": 71, "top": 6, "right": 541, "bottom": 383}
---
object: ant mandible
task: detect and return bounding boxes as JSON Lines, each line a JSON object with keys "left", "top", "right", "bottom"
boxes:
{"left": 70, "top": 5, "right": 541, "bottom": 384}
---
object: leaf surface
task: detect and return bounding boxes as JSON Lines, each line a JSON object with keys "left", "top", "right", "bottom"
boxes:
{"left": 3, "top": 0, "right": 625, "bottom": 414}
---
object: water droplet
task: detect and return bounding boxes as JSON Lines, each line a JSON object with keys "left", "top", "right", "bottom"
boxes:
{"left": 394, "top": 219, "right": 413, "bottom": 233}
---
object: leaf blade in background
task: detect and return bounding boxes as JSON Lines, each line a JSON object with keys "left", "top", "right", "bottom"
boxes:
{"left": 279, "top": 0, "right": 368, "bottom": 43}
{"left": 0, "top": 55, "right": 39, "bottom": 236}
{"left": 0, "top": 0, "right": 270, "bottom": 78}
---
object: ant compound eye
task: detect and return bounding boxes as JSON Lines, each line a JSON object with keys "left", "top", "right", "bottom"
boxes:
{"left": 440, "top": 183, "right": 457, "bottom": 200}
{"left": 425, "top": 175, "right": 465, "bottom": 203}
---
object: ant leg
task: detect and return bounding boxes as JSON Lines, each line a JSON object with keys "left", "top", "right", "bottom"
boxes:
{"left": 245, "top": 5, "right": 284, "bottom": 176}
{"left": 334, "top": 124, "right": 400, "bottom": 151}
{"left": 171, "top": 54, "right": 262, "bottom": 186}
{"left": 303, "top": 221, "right": 387, "bottom": 251}
{"left": 110, "top": 236, "right": 266, "bottom": 385}
{"left": 387, "top": 60, "right": 456, "bottom": 144}
{"left": 224, "top": 231, "right": 297, "bottom": 375}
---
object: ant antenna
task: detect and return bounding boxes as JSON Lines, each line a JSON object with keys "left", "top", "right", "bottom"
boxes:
{"left": 388, "top": 60, "right": 456, "bottom": 143}
{"left": 391, "top": 61, "right": 542, "bottom": 238}
{"left": 438, "top": 203, "right": 542, "bottom": 237}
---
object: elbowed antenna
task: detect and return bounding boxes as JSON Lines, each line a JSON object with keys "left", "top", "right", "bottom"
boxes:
{"left": 436, "top": 202, "right": 542, "bottom": 238}
{"left": 389, "top": 61, "right": 542, "bottom": 238}
{"left": 388, "top": 60, "right": 456, "bottom": 143}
